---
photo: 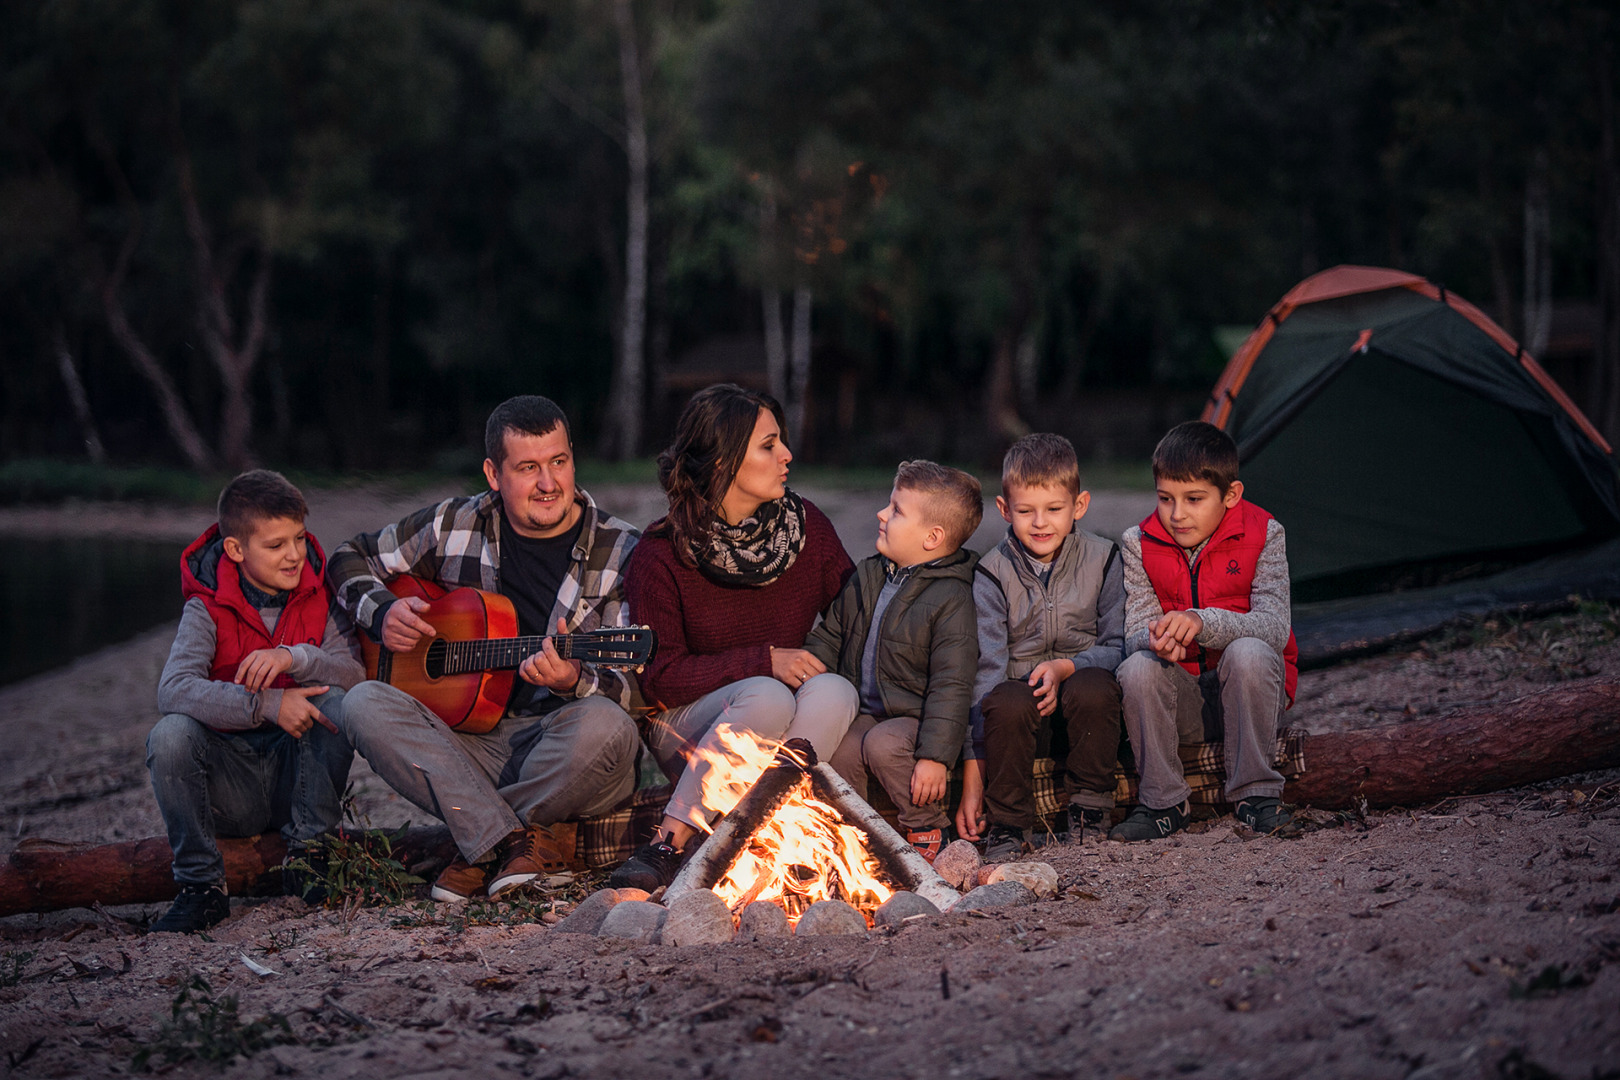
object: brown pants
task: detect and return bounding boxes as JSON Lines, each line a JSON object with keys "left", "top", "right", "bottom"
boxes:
{"left": 828, "top": 714, "right": 949, "bottom": 833}
{"left": 981, "top": 667, "right": 1123, "bottom": 829}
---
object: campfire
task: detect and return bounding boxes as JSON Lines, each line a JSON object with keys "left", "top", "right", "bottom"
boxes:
{"left": 661, "top": 730, "right": 960, "bottom": 925}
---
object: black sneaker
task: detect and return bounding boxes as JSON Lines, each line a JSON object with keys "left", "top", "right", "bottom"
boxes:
{"left": 1235, "top": 797, "right": 1294, "bottom": 835}
{"left": 1108, "top": 800, "right": 1190, "bottom": 842}
{"left": 282, "top": 843, "right": 330, "bottom": 907}
{"left": 1066, "top": 804, "right": 1110, "bottom": 842}
{"left": 608, "top": 840, "right": 683, "bottom": 892}
{"left": 150, "top": 882, "right": 230, "bottom": 934}
{"left": 980, "top": 823, "right": 1028, "bottom": 862}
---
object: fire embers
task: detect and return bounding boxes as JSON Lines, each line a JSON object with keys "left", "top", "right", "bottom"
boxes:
{"left": 712, "top": 780, "right": 894, "bottom": 924}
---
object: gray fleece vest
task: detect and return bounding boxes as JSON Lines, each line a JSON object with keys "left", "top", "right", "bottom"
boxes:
{"left": 977, "top": 529, "right": 1117, "bottom": 681}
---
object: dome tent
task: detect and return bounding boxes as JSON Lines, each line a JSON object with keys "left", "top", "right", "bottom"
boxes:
{"left": 1204, "top": 266, "right": 1620, "bottom": 602}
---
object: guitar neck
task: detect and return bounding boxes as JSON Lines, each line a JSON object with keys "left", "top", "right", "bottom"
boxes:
{"left": 439, "top": 634, "right": 592, "bottom": 675}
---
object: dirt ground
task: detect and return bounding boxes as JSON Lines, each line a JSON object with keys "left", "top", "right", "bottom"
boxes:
{"left": 1, "top": 487, "right": 1617, "bottom": 1079}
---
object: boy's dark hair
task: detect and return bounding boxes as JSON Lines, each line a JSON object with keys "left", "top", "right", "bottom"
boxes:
{"left": 218, "top": 470, "right": 307, "bottom": 541}
{"left": 894, "top": 460, "right": 983, "bottom": 551}
{"left": 1001, "top": 433, "right": 1081, "bottom": 497}
{"left": 1152, "top": 420, "right": 1240, "bottom": 492}
{"left": 485, "top": 395, "right": 571, "bottom": 467}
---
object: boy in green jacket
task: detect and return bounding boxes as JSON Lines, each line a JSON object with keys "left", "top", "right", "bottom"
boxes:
{"left": 815, "top": 461, "right": 982, "bottom": 862}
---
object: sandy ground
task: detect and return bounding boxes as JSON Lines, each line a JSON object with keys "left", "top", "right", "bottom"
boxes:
{"left": 1, "top": 485, "right": 1617, "bottom": 1079}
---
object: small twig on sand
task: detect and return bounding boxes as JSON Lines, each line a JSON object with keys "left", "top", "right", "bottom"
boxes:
{"left": 321, "top": 993, "right": 378, "bottom": 1029}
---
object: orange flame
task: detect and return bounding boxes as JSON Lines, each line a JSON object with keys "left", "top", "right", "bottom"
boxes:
{"left": 688, "top": 725, "right": 895, "bottom": 925}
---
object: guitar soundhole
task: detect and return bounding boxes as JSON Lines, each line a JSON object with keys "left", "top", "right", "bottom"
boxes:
{"left": 424, "top": 638, "right": 449, "bottom": 680}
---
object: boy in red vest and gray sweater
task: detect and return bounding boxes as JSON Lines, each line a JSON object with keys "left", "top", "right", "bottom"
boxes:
{"left": 147, "top": 470, "right": 360, "bottom": 932}
{"left": 1113, "top": 421, "right": 1298, "bottom": 840}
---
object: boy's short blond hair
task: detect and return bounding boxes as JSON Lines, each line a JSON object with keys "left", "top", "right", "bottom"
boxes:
{"left": 894, "top": 460, "right": 983, "bottom": 551}
{"left": 218, "top": 470, "right": 308, "bottom": 542}
{"left": 1001, "top": 433, "right": 1081, "bottom": 497}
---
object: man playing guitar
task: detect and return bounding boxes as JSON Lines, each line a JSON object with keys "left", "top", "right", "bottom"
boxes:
{"left": 328, "top": 396, "right": 642, "bottom": 902}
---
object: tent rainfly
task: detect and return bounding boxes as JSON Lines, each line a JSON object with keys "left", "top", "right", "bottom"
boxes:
{"left": 1204, "top": 265, "right": 1620, "bottom": 602}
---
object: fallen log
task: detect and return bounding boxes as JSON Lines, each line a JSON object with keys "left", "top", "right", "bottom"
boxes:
{"left": 1286, "top": 677, "right": 1620, "bottom": 810}
{"left": 0, "top": 826, "right": 456, "bottom": 919}
{"left": 4, "top": 679, "right": 1617, "bottom": 916}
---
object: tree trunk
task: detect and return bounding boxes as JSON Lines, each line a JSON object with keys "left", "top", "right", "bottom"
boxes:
{"left": 1284, "top": 678, "right": 1620, "bottom": 810}
{"left": 174, "top": 129, "right": 271, "bottom": 473}
{"left": 5, "top": 680, "right": 1620, "bottom": 915}
{"left": 788, "top": 286, "right": 812, "bottom": 448}
{"left": 1522, "top": 147, "right": 1553, "bottom": 359}
{"left": 602, "top": 0, "right": 649, "bottom": 462}
{"left": 52, "top": 324, "right": 106, "bottom": 465}
{"left": 760, "top": 191, "right": 788, "bottom": 405}
{"left": 100, "top": 282, "right": 215, "bottom": 472}
{"left": 0, "top": 827, "right": 457, "bottom": 919}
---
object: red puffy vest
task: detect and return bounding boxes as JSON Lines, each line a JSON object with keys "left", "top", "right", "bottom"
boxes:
{"left": 1137, "top": 499, "right": 1299, "bottom": 705}
{"left": 180, "top": 524, "right": 330, "bottom": 687}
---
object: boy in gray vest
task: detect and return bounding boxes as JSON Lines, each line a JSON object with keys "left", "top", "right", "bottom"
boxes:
{"left": 959, "top": 434, "right": 1125, "bottom": 859}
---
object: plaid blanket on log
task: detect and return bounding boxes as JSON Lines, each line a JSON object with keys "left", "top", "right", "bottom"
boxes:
{"left": 562, "top": 728, "right": 1308, "bottom": 868}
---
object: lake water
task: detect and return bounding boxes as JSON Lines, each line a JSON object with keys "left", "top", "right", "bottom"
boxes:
{"left": 1, "top": 536, "right": 182, "bottom": 685}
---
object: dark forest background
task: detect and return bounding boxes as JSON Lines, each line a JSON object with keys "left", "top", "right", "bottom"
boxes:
{"left": 3, "top": 0, "right": 1618, "bottom": 476}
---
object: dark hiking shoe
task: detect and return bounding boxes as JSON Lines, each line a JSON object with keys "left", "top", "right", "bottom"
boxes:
{"left": 1108, "top": 800, "right": 1190, "bottom": 842}
{"left": 981, "top": 823, "right": 1028, "bottom": 862}
{"left": 150, "top": 883, "right": 230, "bottom": 934}
{"left": 282, "top": 843, "right": 330, "bottom": 907}
{"left": 609, "top": 840, "right": 683, "bottom": 892}
{"left": 432, "top": 856, "right": 491, "bottom": 903}
{"left": 1235, "top": 797, "right": 1294, "bottom": 835}
{"left": 1066, "top": 805, "right": 1111, "bottom": 842}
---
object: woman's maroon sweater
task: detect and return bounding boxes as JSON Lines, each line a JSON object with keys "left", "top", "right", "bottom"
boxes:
{"left": 625, "top": 498, "right": 855, "bottom": 709}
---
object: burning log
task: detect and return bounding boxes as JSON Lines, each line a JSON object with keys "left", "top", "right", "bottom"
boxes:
{"left": 663, "top": 738, "right": 961, "bottom": 919}
{"left": 0, "top": 827, "right": 456, "bottom": 918}
{"left": 1285, "top": 677, "right": 1620, "bottom": 810}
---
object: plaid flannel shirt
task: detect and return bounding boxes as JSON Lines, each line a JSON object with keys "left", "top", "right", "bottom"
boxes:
{"left": 327, "top": 488, "right": 642, "bottom": 711}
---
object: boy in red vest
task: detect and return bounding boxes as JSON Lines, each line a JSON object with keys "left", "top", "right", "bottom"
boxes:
{"left": 1112, "top": 422, "right": 1298, "bottom": 840}
{"left": 147, "top": 470, "right": 361, "bottom": 932}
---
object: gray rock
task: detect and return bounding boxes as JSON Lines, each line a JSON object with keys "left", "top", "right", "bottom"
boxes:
{"left": 660, "top": 890, "right": 736, "bottom": 947}
{"left": 987, "top": 861, "right": 1059, "bottom": 899}
{"left": 793, "top": 899, "right": 869, "bottom": 936}
{"left": 736, "top": 901, "right": 792, "bottom": 941}
{"left": 950, "top": 881, "right": 1037, "bottom": 913}
{"left": 873, "top": 891, "right": 940, "bottom": 928}
{"left": 614, "top": 887, "right": 650, "bottom": 903}
{"left": 932, "top": 840, "right": 982, "bottom": 890}
{"left": 596, "top": 899, "right": 668, "bottom": 943}
{"left": 552, "top": 889, "right": 622, "bottom": 935}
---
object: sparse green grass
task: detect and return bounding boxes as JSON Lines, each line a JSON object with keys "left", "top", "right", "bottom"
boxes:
{"left": 288, "top": 825, "right": 424, "bottom": 909}
{"left": 1, "top": 950, "right": 34, "bottom": 987}
{"left": 0, "top": 459, "right": 218, "bottom": 506}
{"left": 131, "top": 975, "right": 294, "bottom": 1071}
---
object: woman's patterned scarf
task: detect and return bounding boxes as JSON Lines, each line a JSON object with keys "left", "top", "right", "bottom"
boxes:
{"left": 695, "top": 490, "right": 807, "bottom": 587}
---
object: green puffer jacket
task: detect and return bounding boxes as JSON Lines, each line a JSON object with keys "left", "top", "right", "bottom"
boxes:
{"left": 804, "top": 547, "right": 979, "bottom": 766}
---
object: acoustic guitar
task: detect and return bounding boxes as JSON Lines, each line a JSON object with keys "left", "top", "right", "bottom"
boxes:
{"left": 359, "top": 576, "right": 657, "bottom": 733}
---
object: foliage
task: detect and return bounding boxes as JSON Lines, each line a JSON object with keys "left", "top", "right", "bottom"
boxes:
{"left": 2, "top": 0, "right": 1617, "bottom": 467}
{"left": 131, "top": 975, "right": 295, "bottom": 1072}
{"left": 288, "top": 826, "right": 425, "bottom": 909}
{"left": 0, "top": 950, "right": 34, "bottom": 988}
{"left": 0, "top": 459, "right": 220, "bottom": 506}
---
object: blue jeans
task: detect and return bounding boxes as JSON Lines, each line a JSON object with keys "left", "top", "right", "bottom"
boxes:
{"left": 146, "top": 690, "right": 354, "bottom": 886}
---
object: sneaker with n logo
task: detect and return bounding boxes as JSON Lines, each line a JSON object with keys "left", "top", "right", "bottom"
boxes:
{"left": 1108, "top": 799, "right": 1190, "bottom": 842}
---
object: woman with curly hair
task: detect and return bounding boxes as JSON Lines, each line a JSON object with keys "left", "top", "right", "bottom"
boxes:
{"left": 611, "top": 383, "right": 858, "bottom": 890}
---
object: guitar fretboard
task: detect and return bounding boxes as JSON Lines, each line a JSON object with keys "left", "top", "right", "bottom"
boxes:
{"left": 436, "top": 634, "right": 636, "bottom": 675}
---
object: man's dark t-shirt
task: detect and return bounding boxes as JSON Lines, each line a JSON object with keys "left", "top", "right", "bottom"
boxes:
{"left": 499, "top": 509, "right": 584, "bottom": 712}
